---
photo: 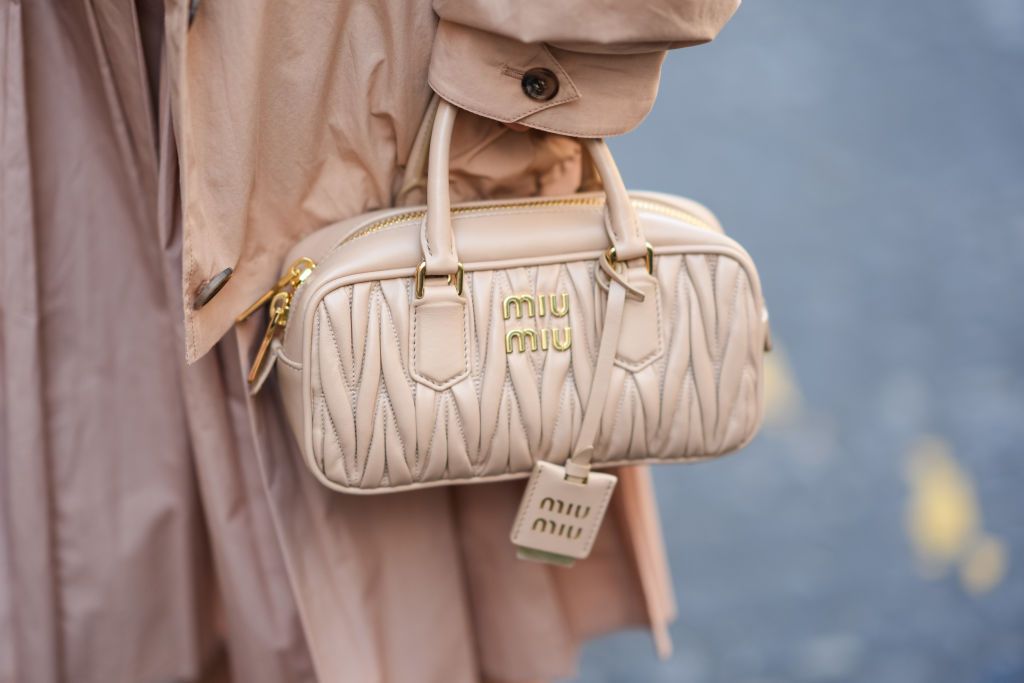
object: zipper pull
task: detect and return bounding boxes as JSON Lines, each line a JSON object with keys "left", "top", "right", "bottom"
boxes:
{"left": 238, "top": 256, "right": 316, "bottom": 386}
{"left": 237, "top": 257, "right": 316, "bottom": 323}
{"left": 247, "top": 291, "right": 291, "bottom": 384}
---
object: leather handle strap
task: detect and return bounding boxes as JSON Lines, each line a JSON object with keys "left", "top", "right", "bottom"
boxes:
{"left": 396, "top": 93, "right": 440, "bottom": 206}
{"left": 422, "top": 100, "right": 461, "bottom": 276}
{"left": 420, "top": 99, "right": 649, "bottom": 276}
{"left": 401, "top": 96, "right": 616, "bottom": 208}
{"left": 582, "top": 139, "right": 648, "bottom": 261}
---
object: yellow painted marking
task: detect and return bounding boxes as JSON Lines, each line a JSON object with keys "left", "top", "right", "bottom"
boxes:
{"left": 960, "top": 534, "right": 1008, "bottom": 596}
{"left": 904, "top": 435, "right": 1008, "bottom": 594}
{"left": 905, "top": 436, "right": 978, "bottom": 575}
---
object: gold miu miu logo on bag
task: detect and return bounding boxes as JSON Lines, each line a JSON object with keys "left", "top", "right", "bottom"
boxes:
{"left": 503, "top": 293, "right": 572, "bottom": 354}
{"left": 530, "top": 496, "right": 591, "bottom": 540}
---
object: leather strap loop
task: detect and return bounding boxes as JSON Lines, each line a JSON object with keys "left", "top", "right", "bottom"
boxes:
{"left": 597, "top": 251, "right": 647, "bottom": 301}
{"left": 420, "top": 99, "right": 648, "bottom": 276}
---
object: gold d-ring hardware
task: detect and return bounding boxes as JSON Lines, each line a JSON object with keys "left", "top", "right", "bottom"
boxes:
{"left": 605, "top": 243, "right": 654, "bottom": 274}
{"left": 415, "top": 261, "right": 464, "bottom": 299}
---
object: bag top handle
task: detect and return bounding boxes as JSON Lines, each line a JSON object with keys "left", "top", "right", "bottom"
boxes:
{"left": 419, "top": 99, "right": 650, "bottom": 281}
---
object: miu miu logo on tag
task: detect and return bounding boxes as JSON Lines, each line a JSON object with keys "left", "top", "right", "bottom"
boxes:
{"left": 503, "top": 293, "right": 572, "bottom": 354}
{"left": 530, "top": 496, "right": 591, "bottom": 540}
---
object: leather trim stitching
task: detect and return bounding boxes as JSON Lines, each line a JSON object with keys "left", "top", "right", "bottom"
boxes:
{"left": 614, "top": 273, "right": 664, "bottom": 372}
{"left": 410, "top": 294, "right": 469, "bottom": 390}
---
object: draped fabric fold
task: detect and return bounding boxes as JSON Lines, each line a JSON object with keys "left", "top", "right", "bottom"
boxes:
{"left": 0, "top": 1, "right": 677, "bottom": 681}
{"left": 3, "top": 2, "right": 219, "bottom": 681}
{"left": 1, "top": 3, "right": 60, "bottom": 680}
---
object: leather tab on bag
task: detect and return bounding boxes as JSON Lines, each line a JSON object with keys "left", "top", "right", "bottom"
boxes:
{"left": 511, "top": 461, "right": 617, "bottom": 566}
{"left": 410, "top": 280, "right": 469, "bottom": 390}
{"left": 615, "top": 267, "right": 663, "bottom": 371}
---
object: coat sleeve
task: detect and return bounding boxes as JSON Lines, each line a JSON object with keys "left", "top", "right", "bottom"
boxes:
{"left": 428, "top": 0, "right": 741, "bottom": 136}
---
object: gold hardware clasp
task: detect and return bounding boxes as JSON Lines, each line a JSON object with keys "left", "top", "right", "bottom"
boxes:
{"left": 605, "top": 242, "right": 654, "bottom": 275}
{"left": 247, "top": 292, "right": 291, "bottom": 384}
{"left": 237, "top": 257, "right": 316, "bottom": 323}
{"left": 238, "top": 256, "right": 316, "bottom": 386}
{"left": 414, "top": 261, "right": 464, "bottom": 299}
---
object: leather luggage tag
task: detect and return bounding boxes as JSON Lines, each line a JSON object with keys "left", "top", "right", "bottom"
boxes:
{"left": 510, "top": 461, "right": 617, "bottom": 567}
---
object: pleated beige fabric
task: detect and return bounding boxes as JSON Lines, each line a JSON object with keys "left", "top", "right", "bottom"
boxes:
{"left": 0, "top": 0, "right": 739, "bottom": 680}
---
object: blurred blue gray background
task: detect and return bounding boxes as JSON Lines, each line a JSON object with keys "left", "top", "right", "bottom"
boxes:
{"left": 574, "top": 1, "right": 1024, "bottom": 681}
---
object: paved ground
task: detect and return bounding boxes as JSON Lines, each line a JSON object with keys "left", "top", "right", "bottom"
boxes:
{"left": 571, "top": 1, "right": 1024, "bottom": 681}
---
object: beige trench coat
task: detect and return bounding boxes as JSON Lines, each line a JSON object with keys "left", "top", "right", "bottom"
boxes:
{"left": 0, "top": 0, "right": 738, "bottom": 681}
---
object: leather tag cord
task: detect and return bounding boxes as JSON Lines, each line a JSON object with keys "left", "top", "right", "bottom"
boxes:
{"left": 567, "top": 267, "right": 630, "bottom": 479}
{"left": 510, "top": 261, "right": 633, "bottom": 565}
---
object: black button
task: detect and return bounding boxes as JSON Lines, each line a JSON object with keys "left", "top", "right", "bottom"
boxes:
{"left": 193, "top": 267, "right": 233, "bottom": 309}
{"left": 521, "top": 68, "right": 559, "bottom": 102}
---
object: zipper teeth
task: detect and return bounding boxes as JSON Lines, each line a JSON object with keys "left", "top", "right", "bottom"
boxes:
{"left": 297, "top": 196, "right": 712, "bottom": 304}
{"left": 632, "top": 199, "right": 711, "bottom": 228}
{"left": 336, "top": 196, "right": 710, "bottom": 250}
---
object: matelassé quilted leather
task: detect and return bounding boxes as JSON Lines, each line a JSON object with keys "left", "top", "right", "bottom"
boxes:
{"left": 253, "top": 100, "right": 770, "bottom": 495}
{"left": 298, "top": 251, "right": 763, "bottom": 491}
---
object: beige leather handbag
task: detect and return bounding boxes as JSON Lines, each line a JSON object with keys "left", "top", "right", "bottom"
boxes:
{"left": 240, "top": 100, "right": 770, "bottom": 564}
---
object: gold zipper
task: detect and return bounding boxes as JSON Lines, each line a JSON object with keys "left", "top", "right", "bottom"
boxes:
{"left": 334, "top": 196, "right": 710, "bottom": 251}
{"left": 632, "top": 198, "right": 712, "bottom": 229}
{"left": 237, "top": 256, "right": 317, "bottom": 323}
{"left": 239, "top": 197, "right": 709, "bottom": 383}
